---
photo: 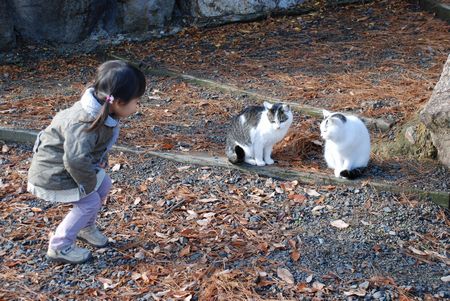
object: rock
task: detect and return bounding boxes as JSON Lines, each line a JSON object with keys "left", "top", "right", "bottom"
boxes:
{"left": 190, "top": 0, "right": 306, "bottom": 17}
{"left": 383, "top": 207, "right": 392, "bottom": 213}
{"left": 120, "top": 0, "right": 176, "bottom": 32}
{"left": 10, "top": 0, "right": 109, "bottom": 43}
{"left": 374, "top": 118, "right": 437, "bottom": 161}
{"left": 404, "top": 126, "right": 416, "bottom": 144}
{"left": 372, "top": 291, "right": 382, "bottom": 299}
{"left": 359, "top": 281, "right": 369, "bottom": 289}
{"left": 0, "top": 1, "right": 15, "bottom": 50}
{"left": 3, "top": 0, "right": 311, "bottom": 49}
{"left": 249, "top": 215, "right": 262, "bottom": 223}
{"left": 420, "top": 54, "right": 450, "bottom": 168}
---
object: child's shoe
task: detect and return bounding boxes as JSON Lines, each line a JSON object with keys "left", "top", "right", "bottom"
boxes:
{"left": 77, "top": 225, "right": 108, "bottom": 247}
{"left": 47, "top": 244, "right": 92, "bottom": 264}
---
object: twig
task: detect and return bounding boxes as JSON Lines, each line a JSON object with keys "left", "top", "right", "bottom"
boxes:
{"left": 164, "top": 199, "right": 186, "bottom": 215}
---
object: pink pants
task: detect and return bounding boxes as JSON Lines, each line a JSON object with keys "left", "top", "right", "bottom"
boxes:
{"left": 49, "top": 175, "right": 112, "bottom": 250}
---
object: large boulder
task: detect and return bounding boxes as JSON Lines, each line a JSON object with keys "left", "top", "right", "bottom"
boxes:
{"left": 190, "top": 0, "right": 306, "bottom": 17}
{"left": 120, "top": 0, "right": 176, "bottom": 32}
{"left": 420, "top": 54, "right": 450, "bottom": 168}
{"left": 0, "top": 1, "right": 16, "bottom": 50}
{"left": 10, "top": 0, "right": 108, "bottom": 43}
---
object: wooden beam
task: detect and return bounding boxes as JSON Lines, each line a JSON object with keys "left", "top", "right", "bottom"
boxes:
{"left": 2, "top": 127, "right": 447, "bottom": 208}
{"left": 109, "top": 53, "right": 393, "bottom": 132}
{"left": 115, "top": 144, "right": 449, "bottom": 208}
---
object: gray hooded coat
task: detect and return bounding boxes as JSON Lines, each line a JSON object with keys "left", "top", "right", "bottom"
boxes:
{"left": 27, "top": 88, "right": 119, "bottom": 202}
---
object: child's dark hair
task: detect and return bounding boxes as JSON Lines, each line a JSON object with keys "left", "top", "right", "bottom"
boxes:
{"left": 87, "top": 60, "right": 146, "bottom": 132}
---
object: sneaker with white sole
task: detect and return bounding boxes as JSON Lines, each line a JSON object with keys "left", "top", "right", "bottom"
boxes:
{"left": 47, "top": 244, "right": 92, "bottom": 264}
{"left": 77, "top": 225, "right": 108, "bottom": 247}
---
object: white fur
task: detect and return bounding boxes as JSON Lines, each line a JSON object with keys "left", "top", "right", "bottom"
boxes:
{"left": 320, "top": 110, "right": 370, "bottom": 177}
{"left": 243, "top": 104, "right": 293, "bottom": 166}
{"left": 240, "top": 114, "right": 246, "bottom": 125}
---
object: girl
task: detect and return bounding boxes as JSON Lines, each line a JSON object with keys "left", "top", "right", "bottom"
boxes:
{"left": 27, "top": 60, "right": 146, "bottom": 264}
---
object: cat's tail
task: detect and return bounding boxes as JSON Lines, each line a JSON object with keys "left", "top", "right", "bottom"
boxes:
{"left": 340, "top": 168, "right": 365, "bottom": 180}
{"left": 226, "top": 145, "right": 245, "bottom": 164}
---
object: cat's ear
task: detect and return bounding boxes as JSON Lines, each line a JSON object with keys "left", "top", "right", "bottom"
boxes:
{"left": 282, "top": 104, "right": 291, "bottom": 112}
{"left": 323, "top": 109, "right": 331, "bottom": 118}
{"left": 263, "top": 101, "right": 273, "bottom": 110}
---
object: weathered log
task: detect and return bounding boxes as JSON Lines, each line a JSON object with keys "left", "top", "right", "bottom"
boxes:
{"left": 142, "top": 150, "right": 450, "bottom": 209}
{"left": 109, "top": 53, "right": 393, "bottom": 132}
{"left": 2, "top": 127, "right": 446, "bottom": 207}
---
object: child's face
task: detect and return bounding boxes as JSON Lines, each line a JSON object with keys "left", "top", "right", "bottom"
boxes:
{"left": 111, "top": 98, "right": 139, "bottom": 118}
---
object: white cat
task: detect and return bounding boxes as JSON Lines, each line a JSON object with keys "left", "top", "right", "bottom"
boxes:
{"left": 226, "top": 102, "right": 293, "bottom": 166}
{"left": 320, "top": 110, "right": 370, "bottom": 179}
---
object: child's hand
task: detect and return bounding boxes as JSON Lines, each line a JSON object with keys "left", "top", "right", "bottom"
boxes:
{"left": 98, "top": 161, "right": 107, "bottom": 169}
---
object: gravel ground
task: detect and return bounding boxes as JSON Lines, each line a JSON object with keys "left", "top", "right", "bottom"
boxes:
{"left": 1, "top": 143, "right": 449, "bottom": 300}
{"left": 1, "top": 2, "right": 449, "bottom": 299}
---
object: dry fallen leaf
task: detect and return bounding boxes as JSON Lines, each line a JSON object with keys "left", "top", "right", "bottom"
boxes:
{"left": 322, "top": 185, "right": 336, "bottom": 191}
{"left": 133, "top": 197, "right": 141, "bottom": 205}
{"left": 198, "top": 198, "right": 218, "bottom": 203}
{"left": 297, "top": 282, "right": 313, "bottom": 293}
{"left": 177, "top": 165, "right": 191, "bottom": 171}
{"left": 291, "top": 250, "right": 300, "bottom": 262}
{"left": 330, "top": 219, "right": 349, "bottom": 229}
{"left": 179, "top": 244, "right": 191, "bottom": 257}
{"left": 203, "top": 212, "right": 216, "bottom": 218}
{"left": 186, "top": 210, "right": 198, "bottom": 220}
{"left": 131, "top": 272, "right": 142, "bottom": 281}
{"left": 312, "top": 205, "right": 325, "bottom": 212}
{"left": 277, "top": 267, "right": 295, "bottom": 285}
{"left": 288, "top": 194, "right": 307, "bottom": 202}
{"left": 344, "top": 288, "right": 366, "bottom": 297}
{"left": 98, "top": 277, "right": 117, "bottom": 289}
{"left": 408, "top": 246, "right": 427, "bottom": 256}
{"left": 440, "top": 275, "right": 450, "bottom": 282}
{"left": 134, "top": 251, "right": 145, "bottom": 259}
{"left": 305, "top": 188, "right": 320, "bottom": 197}
{"left": 196, "top": 218, "right": 210, "bottom": 226}
{"left": 312, "top": 281, "right": 325, "bottom": 290}
{"left": 155, "top": 232, "right": 168, "bottom": 238}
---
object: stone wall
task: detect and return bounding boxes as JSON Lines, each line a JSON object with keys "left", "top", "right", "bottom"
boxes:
{"left": 190, "top": 0, "right": 305, "bottom": 17}
{"left": 10, "top": 0, "right": 109, "bottom": 44}
{"left": 0, "top": 1, "right": 15, "bottom": 50}
{"left": 0, "top": 0, "right": 309, "bottom": 50}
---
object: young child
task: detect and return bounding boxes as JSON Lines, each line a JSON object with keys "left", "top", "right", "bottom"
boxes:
{"left": 27, "top": 60, "right": 146, "bottom": 264}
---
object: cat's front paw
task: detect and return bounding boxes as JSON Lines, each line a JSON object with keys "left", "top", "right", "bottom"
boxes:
{"left": 245, "top": 158, "right": 257, "bottom": 165}
{"left": 265, "top": 158, "right": 275, "bottom": 165}
{"left": 256, "top": 160, "right": 266, "bottom": 166}
{"left": 334, "top": 169, "right": 342, "bottom": 178}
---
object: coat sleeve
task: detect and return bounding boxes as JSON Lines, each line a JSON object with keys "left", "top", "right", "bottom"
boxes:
{"left": 62, "top": 122, "right": 98, "bottom": 195}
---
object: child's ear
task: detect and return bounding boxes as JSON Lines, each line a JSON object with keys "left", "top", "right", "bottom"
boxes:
{"left": 323, "top": 109, "right": 331, "bottom": 118}
{"left": 263, "top": 101, "right": 273, "bottom": 110}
